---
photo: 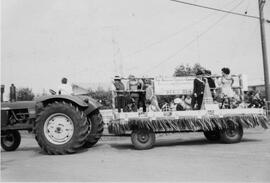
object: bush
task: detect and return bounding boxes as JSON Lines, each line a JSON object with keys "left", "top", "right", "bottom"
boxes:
{"left": 174, "top": 63, "right": 205, "bottom": 77}
{"left": 88, "top": 88, "right": 112, "bottom": 109}
{"left": 17, "top": 88, "right": 35, "bottom": 101}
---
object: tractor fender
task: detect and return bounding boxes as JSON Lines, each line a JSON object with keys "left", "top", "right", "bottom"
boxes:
{"left": 36, "top": 95, "right": 102, "bottom": 115}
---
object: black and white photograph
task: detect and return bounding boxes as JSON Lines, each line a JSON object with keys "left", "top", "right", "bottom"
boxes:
{"left": 1, "top": 0, "right": 270, "bottom": 182}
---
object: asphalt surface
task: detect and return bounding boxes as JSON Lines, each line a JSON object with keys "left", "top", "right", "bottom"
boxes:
{"left": 1, "top": 128, "right": 270, "bottom": 182}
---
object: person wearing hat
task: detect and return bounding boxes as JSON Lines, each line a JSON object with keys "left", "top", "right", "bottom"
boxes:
{"left": 191, "top": 70, "right": 205, "bottom": 110}
{"left": 112, "top": 75, "right": 125, "bottom": 112}
{"left": 58, "top": 77, "right": 73, "bottom": 95}
{"left": 126, "top": 74, "right": 143, "bottom": 111}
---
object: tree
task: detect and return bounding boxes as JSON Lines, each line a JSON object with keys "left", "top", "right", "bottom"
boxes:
{"left": 88, "top": 87, "right": 112, "bottom": 109}
{"left": 17, "top": 88, "right": 35, "bottom": 101}
{"left": 174, "top": 63, "right": 205, "bottom": 77}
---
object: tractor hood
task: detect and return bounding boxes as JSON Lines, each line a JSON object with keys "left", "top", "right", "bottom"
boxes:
{"left": 1, "top": 101, "right": 36, "bottom": 110}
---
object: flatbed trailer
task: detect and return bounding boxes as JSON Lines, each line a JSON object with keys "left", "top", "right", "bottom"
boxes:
{"left": 109, "top": 75, "right": 269, "bottom": 149}
{"left": 108, "top": 108, "right": 269, "bottom": 150}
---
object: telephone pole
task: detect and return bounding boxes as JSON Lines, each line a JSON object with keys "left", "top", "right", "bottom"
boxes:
{"left": 258, "top": 0, "right": 270, "bottom": 101}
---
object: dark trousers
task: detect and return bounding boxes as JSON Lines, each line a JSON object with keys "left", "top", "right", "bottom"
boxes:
{"left": 191, "top": 94, "right": 204, "bottom": 110}
{"left": 115, "top": 95, "right": 125, "bottom": 112}
{"left": 138, "top": 93, "right": 146, "bottom": 112}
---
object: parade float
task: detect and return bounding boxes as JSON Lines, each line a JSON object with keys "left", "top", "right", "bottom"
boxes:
{"left": 108, "top": 75, "right": 269, "bottom": 150}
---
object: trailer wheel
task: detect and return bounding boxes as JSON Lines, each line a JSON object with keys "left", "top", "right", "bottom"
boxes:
{"left": 220, "top": 120, "right": 243, "bottom": 143}
{"left": 204, "top": 130, "right": 221, "bottom": 142}
{"left": 35, "top": 102, "right": 88, "bottom": 155}
{"left": 83, "top": 110, "right": 104, "bottom": 148}
{"left": 1, "top": 130, "right": 21, "bottom": 151}
{"left": 131, "top": 129, "right": 155, "bottom": 150}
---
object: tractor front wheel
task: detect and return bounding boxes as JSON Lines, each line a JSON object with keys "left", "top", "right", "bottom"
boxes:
{"left": 131, "top": 128, "right": 155, "bottom": 150}
{"left": 1, "top": 130, "right": 21, "bottom": 151}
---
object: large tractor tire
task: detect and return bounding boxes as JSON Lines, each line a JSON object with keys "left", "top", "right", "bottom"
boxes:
{"left": 131, "top": 128, "right": 155, "bottom": 150}
{"left": 220, "top": 120, "right": 243, "bottom": 143}
{"left": 1, "top": 130, "right": 21, "bottom": 151}
{"left": 35, "top": 101, "right": 88, "bottom": 155}
{"left": 83, "top": 110, "right": 104, "bottom": 148}
{"left": 204, "top": 129, "right": 221, "bottom": 142}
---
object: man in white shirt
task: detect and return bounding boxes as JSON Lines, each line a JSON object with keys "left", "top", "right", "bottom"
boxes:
{"left": 58, "top": 77, "right": 73, "bottom": 95}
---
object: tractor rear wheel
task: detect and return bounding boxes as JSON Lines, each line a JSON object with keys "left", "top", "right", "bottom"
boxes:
{"left": 83, "top": 110, "right": 104, "bottom": 148}
{"left": 35, "top": 101, "right": 88, "bottom": 155}
{"left": 131, "top": 128, "right": 155, "bottom": 150}
{"left": 1, "top": 130, "right": 21, "bottom": 151}
{"left": 220, "top": 120, "right": 243, "bottom": 143}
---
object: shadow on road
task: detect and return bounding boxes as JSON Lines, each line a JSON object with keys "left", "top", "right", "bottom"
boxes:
{"left": 241, "top": 138, "right": 262, "bottom": 143}
{"left": 1, "top": 146, "right": 89, "bottom": 156}
{"left": 110, "top": 138, "right": 262, "bottom": 150}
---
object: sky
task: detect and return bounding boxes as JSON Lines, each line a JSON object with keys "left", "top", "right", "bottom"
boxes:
{"left": 1, "top": 0, "right": 270, "bottom": 95}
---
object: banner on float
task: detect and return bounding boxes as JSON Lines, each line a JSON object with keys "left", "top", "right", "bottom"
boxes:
{"left": 154, "top": 76, "right": 195, "bottom": 95}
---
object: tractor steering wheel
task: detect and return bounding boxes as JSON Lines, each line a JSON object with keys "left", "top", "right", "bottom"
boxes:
{"left": 49, "top": 89, "right": 57, "bottom": 95}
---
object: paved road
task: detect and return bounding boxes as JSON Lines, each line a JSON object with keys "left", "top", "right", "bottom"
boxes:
{"left": 1, "top": 128, "right": 270, "bottom": 182}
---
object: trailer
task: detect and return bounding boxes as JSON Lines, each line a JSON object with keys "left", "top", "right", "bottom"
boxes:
{"left": 108, "top": 75, "right": 269, "bottom": 150}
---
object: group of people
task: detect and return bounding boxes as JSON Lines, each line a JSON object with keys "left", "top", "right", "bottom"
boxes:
{"left": 161, "top": 95, "right": 192, "bottom": 111}
{"left": 112, "top": 75, "right": 160, "bottom": 112}
{"left": 244, "top": 90, "right": 265, "bottom": 108}
{"left": 191, "top": 67, "right": 239, "bottom": 110}
{"left": 154, "top": 67, "right": 240, "bottom": 111}
{"left": 112, "top": 67, "right": 240, "bottom": 112}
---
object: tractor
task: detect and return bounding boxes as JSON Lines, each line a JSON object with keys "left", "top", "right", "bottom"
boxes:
{"left": 1, "top": 90, "right": 104, "bottom": 155}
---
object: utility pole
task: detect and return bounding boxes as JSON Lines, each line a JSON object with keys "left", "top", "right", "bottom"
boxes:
{"left": 258, "top": 0, "right": 270, "bottom": 101}
{"left": 102, "top": 26, "right": 122, "bottom": 76}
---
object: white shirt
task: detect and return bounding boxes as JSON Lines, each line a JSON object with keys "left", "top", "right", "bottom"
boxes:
{"left": 58, "top": 83, "right": 73, "bottom": 95}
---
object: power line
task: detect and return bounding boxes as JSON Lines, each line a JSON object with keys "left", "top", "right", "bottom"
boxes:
{"left": 143, "top": 0, "right": 244, "bottom": 74}
{"left": 124, "top": 0, "right": 237, "bottom": 61}
{"left": 124, "top": 13, "right": 211, "bottom": 60}
{"left": 170, "top": 0, "right": 259, "bottom": 20}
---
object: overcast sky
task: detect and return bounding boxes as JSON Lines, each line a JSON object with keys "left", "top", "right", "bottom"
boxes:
{"left": 1, "top": 0, "right": 270, "bottom": 94}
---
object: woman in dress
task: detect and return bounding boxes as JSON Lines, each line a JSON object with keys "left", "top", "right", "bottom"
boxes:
{"left": 219, "top": 67, "right": 235, "bottom": 108}
{"left": 220, "top": 68, "right": 234, "bottom": 97}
